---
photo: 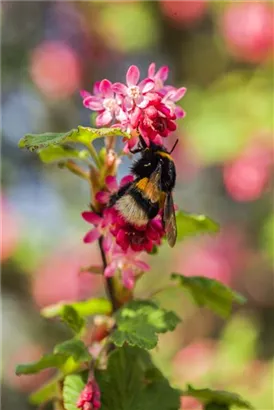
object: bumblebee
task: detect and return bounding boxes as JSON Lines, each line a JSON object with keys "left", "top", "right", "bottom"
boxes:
{"left": 109, "top": 136, "right": 178, "bottom": 247}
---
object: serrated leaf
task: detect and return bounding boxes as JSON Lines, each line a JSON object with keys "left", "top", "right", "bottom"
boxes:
{"left": 176, "top": 211, "right": 219, "bottom": 241}
{"left": 182, "top": 385, "right": 253, "bottom": 409}
{"left": 110, "top": 300, "right": 181, "bottom": 349}
{"left": 95, "top": 346, "right": 180, "bottom": 410}
{"left": 171, "top": 273, "right": 246, "bottom": 318}
{"left": 18, "top": 126, "right": 130, "bottom": 152}
{"left": 63, "top": 373, "right": 87, "bottom": 410}
{"left": 30, "top": 377, "right": 59, "bottom": 405}
{"left": 15, "top": 353, "right": 67, "bottom": 375}
{"left": 38, "top": 145, "right": 90, "bottom": 164}
{"left": 54, "top": 340, "right": 91, "bottom": 363}
{"left": 60, "top": 306, "right": 85, "bottom": 334}
{"left": 41, "top": 298, "right": 112, "bottom": 318}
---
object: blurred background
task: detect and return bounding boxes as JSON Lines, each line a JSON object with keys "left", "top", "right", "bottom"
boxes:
{"left": 1, "top": 1, "right": 273, "bottom": 409}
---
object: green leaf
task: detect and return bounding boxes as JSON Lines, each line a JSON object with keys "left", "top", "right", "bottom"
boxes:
{"left": 176, "top": 211, "right": 219, "bottom": 241}
{"left": 54, "top": 340, "right": 91, "bottom": 363}
{"left": 63, "top": 373, "right": 87, "bottom": 410}
{"left": 38, "top": 145, "right": 90, "bottom": 164}
{"left": 29, "top": 377, "right": 59, "bottom": 405}
{"left": 18, "top": 126, "right": 130, "bottom": 152}
{"left": 60, "top": 306, "right": 85, "bottom": 334}
{"left": 95, "top": 346, "right": 180, "bottom": 410}
{"left": 171, "top": 273, "right": 245, "bottom": 318}
{"left": 110, "top": 300, "right": 181, "bottom": 349}
{"left": 16, "top": 340, "right": 91, "bottom": 376}
{"left": 15, "top": 353, "right": 67, "bottom": 375}
{"left": 182, "top": 385, "right": 253, "bottom": 409}
{"left": 41, "top": 298, "right": 112, "bottom": 318}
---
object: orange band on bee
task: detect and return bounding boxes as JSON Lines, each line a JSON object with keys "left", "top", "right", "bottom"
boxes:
{"left": 135, "top": 177, "right": 149, "bottom": 191}
{"left": 156, "top": 151, "right": 173, "bottom": 161}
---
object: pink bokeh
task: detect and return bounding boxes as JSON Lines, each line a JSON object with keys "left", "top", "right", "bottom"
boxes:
{"left": 223, "top": 139, "right": 273, "bottom": 202}
{"left": 1, "top": 194, "right": 20, "bottom": 261}
{"left": 174, "top": 227, "right": 248, "bottom": 286}
{"left": 160, "top": 1, "right": 207, "bottom": 26}
{"left": 30, "top": 40, "right": 81, "bottom": 99}
{"left": 32, "top": 245, "right": 102, "bottom": 309}
{"left": 222, "top": 2, "right": 274, "bottom": 63}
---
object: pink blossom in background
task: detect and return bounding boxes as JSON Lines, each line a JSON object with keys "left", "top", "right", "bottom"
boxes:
{"left": 173, "top": 340, "right": 216, "bottom": 384}
{"left": 1, "top": 194, "right": 20, "bottom": 261}
{"left": 174, "top": 227, "right": 248, "bottom": 285}
{"left": 32, "top": 246, "right": 102, "bottom": 309}
{"left": 222, "top": 2, "right": 274, "bottom": 63}
{"left": 223, "top": 140, "right": 273, "bottom": 202}
{"left": 30, "top": 41, "right": 81, "bottom": 99}
{"left": 160, "top": 1, "right": 207, "bottom": 26}
{"left": 180, "top": 396, "right": 203, "bottom": 410}
{"left": 5, "top": 345, "right": 53, "bottom": 392}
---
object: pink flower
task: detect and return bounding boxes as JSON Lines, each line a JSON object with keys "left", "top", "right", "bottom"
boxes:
{"left": 104, "top": 247, "right": 150, "bottom": 289}
{"left": 111, "top": 214, "right": 165, "bottom": 253}
{"left": 82, "top": 208, "right": 116, "bottom": 252}
{"left": 133, "top": 98, "right": 177, "bottom": 143}
{"left": 95, "top": 174, "right": 134, "bottom": 205}
{"left": 112, "top": 65, "right": 154, "bottom": 111}
{"left": 148, "top": 62, "right": 169, "bottom": 92}
{"left": 162, "top": 87, "right": 187, "bottom": 118}
{"left": 81, "top": 79, "right": 127, "bottom": 127}
{"left": 77, "top": 378, "right": 101, "bottom": 410}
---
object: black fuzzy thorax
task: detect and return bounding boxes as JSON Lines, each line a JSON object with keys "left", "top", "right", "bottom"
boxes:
{"left": 131, "top": 144, "right": 176, "bottom": 193}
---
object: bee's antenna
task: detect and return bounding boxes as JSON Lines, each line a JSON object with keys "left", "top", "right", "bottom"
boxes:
{"left": 169, "top": 139, "right": 179, "bottom": 154}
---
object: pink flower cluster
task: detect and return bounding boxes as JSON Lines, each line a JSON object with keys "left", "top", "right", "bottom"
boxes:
{"left": 81, "top": 63, "right": 186, "bottom": 151}
{"left": 77, "top": 378, "right": 101, "bottom": 410}
{"left": 82, "top": 175, "right": 165, "bottom": 289}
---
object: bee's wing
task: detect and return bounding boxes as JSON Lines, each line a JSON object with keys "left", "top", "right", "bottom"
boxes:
{"left": 163, "top": 193, "right": 177, "bottom": 248}
{"left": 145, "top": 163, "right": 162, "bottom": 203}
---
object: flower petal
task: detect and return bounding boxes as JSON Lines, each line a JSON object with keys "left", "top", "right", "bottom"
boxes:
{"left": 120, "top": 175, "right": 134, "bottom": 186}
{"left": 175, "top": 106, "right": 186, "bottom": 119}
{"left": 148, "top": 62, "right": 156, "bottom": 77}
{"left": 80, "top": 89, "right": 90, "bottom": 99}
{"left": 116, "top": 229, "right": 129, "bottom": 251}
{"left": 139, "top": 78, "right": 154, "bottom": 93}
{"left": 96, "top": 110, "right": 113, "bottom": 126}
{"left": 134, "top": 260, "right": 150, "bottom": 271}
{"left": 82, "top": 211, "right": 102, "bottom": 225}
{"left": 93, "top": 81, "right": 101, "bottom": 95}
{"left": 95, "top": 191, "right": 110, "bottom": 204}
{"left": 105, "top": 175, "right": 118, "bottom": 192}
{"left": 99, "top": 79, "right": 113, "bottom": 98}
{"left": 156, "top": 66, "right": 169, "bottom": 82}
{"left": 122, "top": 268, "right": 135, "bottom": 289}
{"left": 103, "top": 235, "right": 113, "bottom": 252}
{"left": 112, "top": 82, "right": 128, "bottom": 95}
{"left": 126, "top": 65, "right": 140, "bottom": 86}
{"left": 83, "top": 96, "right": 103, "bottom": 111}
{"left": 115, "top": 107, "right": 128, "bottom": 123}
{"left": 104, "top": 262, "right": 116, "bottom": 277}
{"left": 83, "top": 228, "right": 101, "bottom": 243}
{"left": 170, "top": 87, "right": 187, "bottom": 102}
